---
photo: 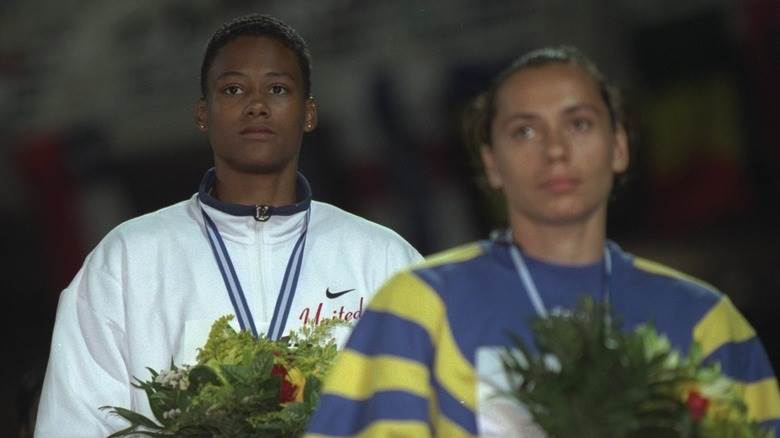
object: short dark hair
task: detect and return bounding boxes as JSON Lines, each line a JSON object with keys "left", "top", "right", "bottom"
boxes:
{"left": 200, "top": 13, "right": 312, "bottom": 99}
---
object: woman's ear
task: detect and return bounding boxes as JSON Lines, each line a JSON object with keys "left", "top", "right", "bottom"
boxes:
{"left": 480, "top": 144, "right": 503, "bottom": 189}
{"left": 195, "top": 98, "right": 208, "bottom": 131}
{"left": 304, "top": 98, "right": 318, "bottom": 132}
{"left": 611, "top": 125, "right": 629, "bottom": 173}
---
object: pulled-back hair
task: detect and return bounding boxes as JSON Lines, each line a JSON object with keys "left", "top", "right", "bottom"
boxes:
{"left": 463, "top": 46, "right": 631, "bottom": 200}
{"left": 465, "top": 46, "right": 623, "bottom": 149}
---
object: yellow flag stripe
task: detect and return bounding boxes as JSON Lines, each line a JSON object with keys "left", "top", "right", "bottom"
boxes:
{"left": 633, "top": 257, "right": 717, "bottom": 291}
{"left": 322, "top": 350, "right": 431, "bottom": 400}
{"left": 369, "top": 272, "right": 477, "bottom": 410}
{"left": 735, "top": 377, "right": 780, "bottom": 422}
{"left": 433, "top": 413, "right": 477, "bottom": 438}
{"left": 693, "top": 297, "right": 755, "bottom": 358}
{"left": 414, "top": 243, "right": 483, "bottom": 270}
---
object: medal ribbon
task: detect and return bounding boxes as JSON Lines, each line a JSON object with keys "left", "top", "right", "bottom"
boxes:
{"left": 201, "top": 206, "right": 310, "bottom": 339}
{"left": 504, "top": 230, "right": 612, "bottom": 318}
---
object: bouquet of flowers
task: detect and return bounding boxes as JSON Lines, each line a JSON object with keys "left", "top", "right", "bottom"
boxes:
{"left": 101, "top": 316, "right": 344, "bottom": 437}
{"left": 501, "top": 297, "right": 771, "bottom": 438}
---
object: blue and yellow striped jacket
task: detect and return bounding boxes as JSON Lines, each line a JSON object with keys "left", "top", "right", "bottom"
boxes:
{"left": 307, "top": 239, "right": 780, "bottom": 437}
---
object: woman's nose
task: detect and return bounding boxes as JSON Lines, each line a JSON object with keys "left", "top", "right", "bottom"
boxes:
{"left": 243, "top": 95, "right": 270, "bottom": 118}
{"left": 545, "top": 128, "right": 571, "bottom": 162}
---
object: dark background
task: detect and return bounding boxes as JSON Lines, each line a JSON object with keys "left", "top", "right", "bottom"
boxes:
{"left": 1, "top": 0, "right": 778, "bottom": 435}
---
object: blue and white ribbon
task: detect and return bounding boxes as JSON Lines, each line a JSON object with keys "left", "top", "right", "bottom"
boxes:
{"left": 267, "top": 208, "right": 310, "bottom": 340}
{"left": 506, "top": 231, "right": 612, "bottom": 318}
{"left": 201, "top": 207, "right": 310, "bottom": 339}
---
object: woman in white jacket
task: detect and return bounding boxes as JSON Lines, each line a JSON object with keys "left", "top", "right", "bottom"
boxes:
{"left": 35, "top": 13, "right": 421, "bottom": 437}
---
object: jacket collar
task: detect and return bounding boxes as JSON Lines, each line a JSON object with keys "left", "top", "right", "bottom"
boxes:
{"left": 195, "top": 168, "right": 312, "bottom": 245}
{"left": 197, "top": 167, "right": 311, "bottom": 219}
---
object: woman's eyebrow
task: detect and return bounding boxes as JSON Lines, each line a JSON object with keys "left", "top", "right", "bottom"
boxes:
{"left": 500, "top": 112, "right": 539, "bottom": 125}
{"left": 264, "top": 71, "right": 295, "bottom": 80}
{"left": 563, "top": 103, "right": 601, "bottom": 115}
{"left": 214, "top": 71, "right": 248, "bottom": 81}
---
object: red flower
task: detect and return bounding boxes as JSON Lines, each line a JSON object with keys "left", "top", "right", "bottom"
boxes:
{"left": 271, "top": 363, "right": 299, "bottom": 404}
{"left": 686, "top": 390, "right": 710, "bottom": 421}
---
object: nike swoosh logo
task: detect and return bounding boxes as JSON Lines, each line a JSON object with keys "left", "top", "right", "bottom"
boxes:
{"left": 326, "top": 288, "right": 355, "bottom": 299}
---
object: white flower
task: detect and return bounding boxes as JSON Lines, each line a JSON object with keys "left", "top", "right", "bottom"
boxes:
{"left": 162, "top": 408, "right": 181, "bottom": 420}
{"left": 154, "top": 369, "right": 174, "bottom": 385}
{"left": 549, "top": 307, "right": 572, "bottom": 318}
{"left": 542, "top": 354, "right": 561, "bottom": 373}
{"left": 154, "top": 366, "right": 191, "bottom": 390}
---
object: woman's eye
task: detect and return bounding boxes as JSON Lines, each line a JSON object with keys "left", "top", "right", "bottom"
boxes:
{"left": 571, "top": 118, "right": 593, "bottom": 132}
{"left": 222, "top": 85, "right": 244, "bottom": 96}
{"left": 512, "top": 126, "right": 536, "bottom": 140}
{"left": 269, "top": 85, "right": 289, "bottom": 95}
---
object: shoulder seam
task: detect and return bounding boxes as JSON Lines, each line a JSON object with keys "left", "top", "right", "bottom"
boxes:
{"left": 633, "top": 257, "right": 719, "bottom": 293}
{"left": 413, "top": 242, "right": 484, "bottom": 270}
{"left": 311, "top": 202, "right": 412, "bottom": 240}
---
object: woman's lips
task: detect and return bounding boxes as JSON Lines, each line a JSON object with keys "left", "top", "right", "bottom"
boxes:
{"left": 540, "top": 177, "right": 580, "bottom": 193}
{"left": 240, "top": 126, "right": 275, "bottom": 139}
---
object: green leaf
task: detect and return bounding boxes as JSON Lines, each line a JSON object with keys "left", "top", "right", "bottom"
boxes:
{"left": 104, "top": 424, "right": 144, "bottom": 438}
{"left": 188, "top": 365, "right": 221, "bottom": 391}
{"left": 100, "top": 406, "right": 164, "bottom": 430}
